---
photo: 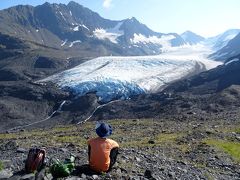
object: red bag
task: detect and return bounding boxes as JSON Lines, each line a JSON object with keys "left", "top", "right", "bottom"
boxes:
{"left": 25, "top": 148, "right": 46, "bottom": 173}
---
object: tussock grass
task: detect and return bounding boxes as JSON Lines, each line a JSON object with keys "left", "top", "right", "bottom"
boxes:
{"left": 53, "top": 135, "right": 87, "bottom": 147}
{"left": 156, "top": 133, "right": 181, "bottom": 143}
{"left": 0, "top": 161, "right": 4, "bottom": 171}
{"left": 0, "top": 133, "right": 19, "bottom": 140}
{"left": 119, "top": 133, "right": 183, "bottom": 148}
{"left": 204, "top": 139, "right": 240, "bottom": 162}
{"left": 235, "top": 128, "right": 240, "bottom": 133}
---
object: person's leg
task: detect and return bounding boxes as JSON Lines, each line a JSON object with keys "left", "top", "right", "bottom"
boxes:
{"left": 108, "top": 148, "right": 119, "bottom": 171}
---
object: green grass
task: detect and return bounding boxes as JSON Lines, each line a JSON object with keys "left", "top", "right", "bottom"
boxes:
{"left": 0, "top": 133, "right": 19, "bottom": 140}
{"left": 235, "top": 128, "right": 240, "bottom": 133}
{"left": 204, "top": 172, "right": 215, "bottom": 180}
{"left": 120, "top": 133, "right": 182, "bottom": 148}
{"left": 53, "top": 135, "right": 87, "bottom": 147}
{"left": 204, "top": 139, "right": 240, "bottom": 162}
{"left": 0, "top": 119, "right": 186, "bottom": 149}
{"left": 0, "top": 161, "right": 4, "bottom": 171}
{"left": 155, "top": 133, "right": 181, "bottom": 143}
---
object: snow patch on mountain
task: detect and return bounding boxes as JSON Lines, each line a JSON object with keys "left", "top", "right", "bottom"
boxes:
{"left": 72, "top": 24, "right": 89, "bottom": 31}
{"left": 224, "top": 34, "right": 238, "bottom": 41}
{"left": 107, "top": 22, "right": 124, "bottom": 35}
{"left": 59, "top": 11, "right": 66, "bottom": 22}
{"left": 69, "top": 40, "right": 81, "bottom": 47}
{"left": 80, "top": 24, "right": 89, "bottom": 31}
{"left": 93, "top": 29, "right": 119, "bottom": 43}
{"left": 130, "top": 34, "right": 175, "bottom": 51}
{"left": 225, "top": 58, "right": 239, "bottom": 66}
{"left": 73, "top": 26, "right": 79, "bottom": 31}
{"left": 93, "top": 22, "right": 124, "bottom": 43}
{"left": 61, "top": 39, "right": 67, "bottom": 46}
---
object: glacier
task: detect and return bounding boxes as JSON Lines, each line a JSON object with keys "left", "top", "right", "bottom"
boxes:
{"left": 39, "top": 45, "right": 222, "bottom": 102}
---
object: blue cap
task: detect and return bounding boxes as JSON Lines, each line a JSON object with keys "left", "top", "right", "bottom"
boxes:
{"left": 95, "top": 122, "right": 112, "bottom": 138}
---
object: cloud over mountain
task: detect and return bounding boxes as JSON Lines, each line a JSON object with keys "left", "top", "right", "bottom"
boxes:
{"left": 103, "top": 0, "right": 113, "bottom": 9}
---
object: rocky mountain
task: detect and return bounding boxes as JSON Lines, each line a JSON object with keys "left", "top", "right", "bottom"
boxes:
{"left": 205, "top": 29, "right": 240, "bottom": 49}
{"left": 209, "top": 32, "right": 240, "bottom": 61}
{"left": 0, "top": 1, "right": 186, "bottom": 56}
{"left": 181, "top": 31, "right": 205, "bottom": 45}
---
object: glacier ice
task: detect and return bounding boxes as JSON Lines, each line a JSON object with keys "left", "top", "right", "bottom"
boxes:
{"left": 39, "top": 45, "right": 222, "bottom": 102}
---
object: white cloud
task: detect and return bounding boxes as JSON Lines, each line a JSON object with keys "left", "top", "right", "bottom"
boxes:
{"left": 103, "top": 0, "right": 112, "bottom": 9}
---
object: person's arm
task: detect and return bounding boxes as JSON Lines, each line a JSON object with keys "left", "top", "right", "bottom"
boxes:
{"left": 108, "top": 147, "right": 119, "bottom": 171}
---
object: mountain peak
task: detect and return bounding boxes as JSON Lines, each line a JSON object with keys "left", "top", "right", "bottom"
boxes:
{"left": 130, "top": 17, "right": 137, "bottom": 20}
{"left": 42, "top": 2, "right": 51, "bottom": 7}
{"left": 129, "top": 17, "right": 139, "bottom": 23}
{"left": 181, "top": 31, "right": 205, "bottom": 45}
{"left": 68, "top": 1, "right": 82, "bottom": 7}
{"left": 181, "top": 30, "right": 202, "bottom": 37}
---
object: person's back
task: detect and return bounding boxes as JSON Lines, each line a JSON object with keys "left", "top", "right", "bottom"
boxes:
{"left": 87, "top": 122, "right": 119, "bottom": 173}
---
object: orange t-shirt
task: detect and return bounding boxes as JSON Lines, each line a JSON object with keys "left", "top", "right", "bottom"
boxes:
{"left": 87, "top": 137, "right": 119, "bottom": 172}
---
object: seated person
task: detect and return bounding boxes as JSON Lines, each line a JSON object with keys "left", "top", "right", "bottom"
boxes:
{"left": 87, "top": 122, "right": 119, "bottom": 173}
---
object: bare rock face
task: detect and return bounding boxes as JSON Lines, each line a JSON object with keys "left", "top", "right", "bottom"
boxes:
{"left": 0, "top": 81, "right": 69, "bottom": 132}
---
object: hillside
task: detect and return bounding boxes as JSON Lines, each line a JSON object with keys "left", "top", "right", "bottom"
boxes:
{"left": 0, "top": 119, "right": 240, "bottom": 179}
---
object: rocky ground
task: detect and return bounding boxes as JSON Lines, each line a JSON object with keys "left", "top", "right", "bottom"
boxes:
{"left": 0, "top": 118, "right": 239, "bottom": 179}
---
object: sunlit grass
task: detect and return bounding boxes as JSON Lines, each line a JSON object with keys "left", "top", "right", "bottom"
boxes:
{"left": 0, "top": 133, "right": 19, "bottom": 140}
{"left": 204, "top": 139, "right": 240, "bottom": 162}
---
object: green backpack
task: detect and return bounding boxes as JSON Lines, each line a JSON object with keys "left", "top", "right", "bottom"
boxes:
{"left": 50, "top": 155, "right": 75, "bottom": 178}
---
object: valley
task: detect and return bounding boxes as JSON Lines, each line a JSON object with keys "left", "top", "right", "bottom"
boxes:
{"left": 0, "top": 1, "right": 240, "bottom": 179}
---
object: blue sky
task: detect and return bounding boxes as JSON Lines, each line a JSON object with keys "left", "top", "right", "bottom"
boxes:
{"left": 1, "top": 0, "right": 240, "bottom": 37}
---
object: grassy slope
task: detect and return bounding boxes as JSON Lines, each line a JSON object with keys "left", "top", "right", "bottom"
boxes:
{"left": 0, "top": 119, "right": 239, "bottom": 161}
{"left": 0, "top": 118, "right": 239, "bottom": 178}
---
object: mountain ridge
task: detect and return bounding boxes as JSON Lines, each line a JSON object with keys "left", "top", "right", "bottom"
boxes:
{"left": 209, "top": 32, "right": 240, "bottom": 61}
{"left": 0, "top": 1, "right": 186, "bottom": 56}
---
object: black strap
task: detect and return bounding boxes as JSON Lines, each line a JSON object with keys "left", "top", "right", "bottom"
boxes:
{"left": 88, "top": 145, "right": 91, "bottom": 161}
